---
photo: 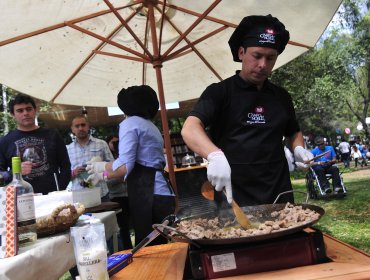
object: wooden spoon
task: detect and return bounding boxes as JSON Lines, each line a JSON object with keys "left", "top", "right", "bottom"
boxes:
{"left": 201, "top": 181, "right": 253, "bottom": 229}
{"left": 303, "top": 150, "right": 330, "bottom": 164}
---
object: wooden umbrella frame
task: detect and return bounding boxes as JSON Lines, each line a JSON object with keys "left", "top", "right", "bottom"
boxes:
{"left": 0, "top": 0, "right": 316, "bottom": 209}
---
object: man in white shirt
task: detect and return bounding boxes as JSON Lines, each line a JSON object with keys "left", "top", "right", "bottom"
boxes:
{"left": 337, "top": 138, "right": 351, "bottom": 168}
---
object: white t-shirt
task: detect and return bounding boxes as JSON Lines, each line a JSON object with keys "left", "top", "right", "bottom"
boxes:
{"left": 351, "top": 149, "right": 361, "bottom": 159}
{"left": 338, "top": 141, "right": 350, "bottom": 154}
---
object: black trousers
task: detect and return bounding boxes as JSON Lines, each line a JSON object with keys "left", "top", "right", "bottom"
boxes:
{"left": 313, "top": 165, "right": 341, "bottom": 190}
{"left": 111, "top": 196, "right": 133, "bottom": 250}
{"left": 127, "top": 163, "right": 175, "bottom": 246}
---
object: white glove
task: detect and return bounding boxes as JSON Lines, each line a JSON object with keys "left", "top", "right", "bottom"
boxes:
{"left": 294, "top": 146, "right": 314, "bottom": 170}
{"left": 86, "top": 172, "right": 105, "bottom": 186}
{"left": 207, "top": 150, "right": 232, "bottom": 204}
{"left": 86, "top": 161, "right": 107, "bottom": 174}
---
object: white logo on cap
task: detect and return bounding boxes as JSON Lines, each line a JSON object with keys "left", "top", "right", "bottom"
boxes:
{"left": 259, "top": 28, "right": 276, "bottom": 45}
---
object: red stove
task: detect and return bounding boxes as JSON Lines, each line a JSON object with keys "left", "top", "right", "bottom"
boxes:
{"left": 184, "top": 230, "right": 329, "bottom": 279}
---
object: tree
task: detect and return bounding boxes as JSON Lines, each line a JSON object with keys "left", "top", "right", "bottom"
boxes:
{"left": 272, "top": 0, "right": 370, "bottom": 143}
{"left": 337, "top": 0, "right": 370, "bottom": 140}
{"left": 0, "top": 84, "right": 17, "bottom": 135}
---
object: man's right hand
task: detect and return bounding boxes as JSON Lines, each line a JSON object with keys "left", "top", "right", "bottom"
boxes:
{"left": 72, "top": 166, "right": 86, "bottom": 177}
{"left": 21, "top": 161, "right": 33, "bottom": 176}
{"left": 207, "top": 150, "right": 233, "bottom": 204}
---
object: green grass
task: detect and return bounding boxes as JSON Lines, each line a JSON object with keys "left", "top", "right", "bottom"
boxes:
{"left": 59, "top": 273, "right": 72, "bottom": 280}
{"left": 292, "top": 171, "right": 370, "bottom": 254}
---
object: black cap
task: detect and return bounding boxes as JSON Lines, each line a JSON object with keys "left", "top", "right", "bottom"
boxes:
{"left": 315, "top": 136, "right": 325, "bottom": 145}
{"left": 117, "top": 85, "right": 159, "bottom": 119}
{"left": 228, "top": 14, "right": 290, "bottom": 62}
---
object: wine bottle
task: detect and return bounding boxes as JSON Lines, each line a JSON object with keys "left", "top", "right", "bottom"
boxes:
{"left": 8, "top": 156, "right": 37, "bottom": 246}
{"left": 0, "top": 173, "right": 4, "bottom": 187}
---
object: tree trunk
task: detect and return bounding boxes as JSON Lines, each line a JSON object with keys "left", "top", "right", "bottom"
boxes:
{"left": 366, "top": 55, "right": 370, "bottom": 141}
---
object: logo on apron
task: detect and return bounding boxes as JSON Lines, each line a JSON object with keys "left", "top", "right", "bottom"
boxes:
{"left": 243, "top": 106, "right": 266, "bottom": 125}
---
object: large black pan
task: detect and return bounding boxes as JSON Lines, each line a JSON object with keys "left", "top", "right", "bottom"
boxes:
{"left": 154, "top": 203, "right": 325, "bottom": 247}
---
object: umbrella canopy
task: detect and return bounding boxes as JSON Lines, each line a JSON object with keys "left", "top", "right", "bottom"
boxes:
{"left": 0, "top": 0, "right": 342, "bottom": 106}
{"left": 0, "top": 0, "right": 342, "bottom": 195}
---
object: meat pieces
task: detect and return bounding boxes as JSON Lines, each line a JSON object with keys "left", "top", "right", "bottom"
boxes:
{"left": 174, "top": 202, "right": 320, "bottom": 240}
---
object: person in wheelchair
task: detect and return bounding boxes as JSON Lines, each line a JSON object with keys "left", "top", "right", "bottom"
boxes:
{"left": 311, "top": 136, "right": 343, "bottom": 194}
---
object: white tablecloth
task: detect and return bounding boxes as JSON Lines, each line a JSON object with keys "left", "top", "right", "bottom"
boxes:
{"left": 0, "top": 211, "right": 119, "bottom": 280}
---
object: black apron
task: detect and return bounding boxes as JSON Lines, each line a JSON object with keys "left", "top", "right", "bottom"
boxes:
{"left": 198, "top": 77, "right": 297, "bottom": 207}
{"left": 230, "top": 159, "right": 293, "bottom": 207}
{"left": 127, "top": 163, "right": 175, "bottom": 245}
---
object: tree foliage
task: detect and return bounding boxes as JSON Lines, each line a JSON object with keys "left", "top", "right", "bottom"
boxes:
{"left": 272, "top": 0, "right": 370, "bottom": 144}
{"left": 0, "top": 85, "right": 17, "bottom": 135}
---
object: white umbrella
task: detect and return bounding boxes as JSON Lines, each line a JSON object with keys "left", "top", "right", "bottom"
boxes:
{"left": 0, "top": 0, "right": 342, "bottom": 192}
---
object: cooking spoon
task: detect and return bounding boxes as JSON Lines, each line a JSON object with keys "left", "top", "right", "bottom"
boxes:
{"left": 201, "top": 181, "right": 253, "bottom": 229}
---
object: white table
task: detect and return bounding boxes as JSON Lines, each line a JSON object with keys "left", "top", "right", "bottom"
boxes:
{"left": 0, "top": 211, "right": 119, "bottom": 280}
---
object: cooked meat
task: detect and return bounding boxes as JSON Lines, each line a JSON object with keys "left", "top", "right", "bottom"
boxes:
{"left": 173, "top": 202, "right": 320, "bottom": 240}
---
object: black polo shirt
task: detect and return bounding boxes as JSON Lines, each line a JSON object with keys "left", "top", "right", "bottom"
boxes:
{"left": 190, "top": 73, "right": 300, "bottom": 205}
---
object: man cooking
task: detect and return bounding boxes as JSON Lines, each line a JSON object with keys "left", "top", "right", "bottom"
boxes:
{"left": 181, "top": 14, "right": 313, "bottom": 206}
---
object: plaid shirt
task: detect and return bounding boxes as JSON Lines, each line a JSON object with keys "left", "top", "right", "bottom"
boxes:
{"left": 66, "top": 136, "right": 114, "bottom": 197}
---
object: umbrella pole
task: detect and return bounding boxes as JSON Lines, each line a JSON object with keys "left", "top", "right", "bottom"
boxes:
{"left": 147, "top": 3, "right": 178, "bottom": 211}
{"left": 153, "top": 63, "right": 179, "bottom": 210}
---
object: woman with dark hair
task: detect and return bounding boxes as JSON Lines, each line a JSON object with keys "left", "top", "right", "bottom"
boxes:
{"left": 106, "top": 135, "right": 119, "bottom": 158}
{"left": 351, "top": 145, "right": 361, "bottom": 168}
{"left": 87, "top": 85, "right": 176, "bottom": 246}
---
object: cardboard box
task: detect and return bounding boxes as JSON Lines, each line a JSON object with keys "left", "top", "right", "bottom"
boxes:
{"left": 107, "top": 253, "right": 133, "bottom": 276}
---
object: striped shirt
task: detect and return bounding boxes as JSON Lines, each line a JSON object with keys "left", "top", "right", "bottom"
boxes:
{"left": 66, "top": 136, "right": 114, "bottom": 197}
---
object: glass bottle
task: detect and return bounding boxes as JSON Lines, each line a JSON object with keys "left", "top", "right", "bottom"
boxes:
{"left": 8, "top": 156, "right": 37, "bottom": 246}
{"left": 0, "top": 173, "right": 4, "bottom": 187}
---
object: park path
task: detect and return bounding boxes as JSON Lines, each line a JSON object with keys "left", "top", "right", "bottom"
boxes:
{"left": 292, "top": 166, "right": 370, "bottom": 184}
{"left": 341, "top": 166, "right": 370, "bottom": 179}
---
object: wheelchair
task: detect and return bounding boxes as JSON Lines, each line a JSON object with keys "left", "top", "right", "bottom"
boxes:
{"left": 305, "top": 165, "right": 347, "bottom": 199}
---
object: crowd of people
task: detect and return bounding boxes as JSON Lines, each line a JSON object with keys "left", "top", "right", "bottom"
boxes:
{"left": 335, "top": 138, "right": 369, "bottom": 168}
{"left": 301, "top": 136, "right": 369, "bottom": 170}
{"left": 0, "top": 88, "right": 176, "bottom": 251}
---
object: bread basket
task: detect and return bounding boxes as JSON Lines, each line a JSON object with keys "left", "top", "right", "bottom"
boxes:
{"left": 36, "top": 203, "right": 85, "bottom": 237}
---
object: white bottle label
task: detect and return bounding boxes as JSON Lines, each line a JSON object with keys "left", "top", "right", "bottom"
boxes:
{"left": 77, "top": 249, "right": 109, "bottom": 280}
{"left": 17, "top": 193, "right": 35, "bottom": 222}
